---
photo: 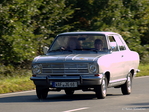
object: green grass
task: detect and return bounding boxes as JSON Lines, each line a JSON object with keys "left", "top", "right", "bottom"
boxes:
{"left": 136, "top": 64, "right": 149, "bottom": 77}
{"left": 0, "top": 75, "right": 35, "bottom": 94}
{"left": 0, "top": 64, "right": 148, "bottom": 94}
{"left": 0, "top": 69, "right": 35, "bottom": 94}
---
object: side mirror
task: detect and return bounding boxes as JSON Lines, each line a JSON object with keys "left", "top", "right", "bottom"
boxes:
{"left": 111, "top": 46, "right": 116, "bottom": 51}
{"left": 43, "top": 46, "right": 49, "bottom": 54}
{"left": 110, "top": 42, "right": 118, "bottom": 51}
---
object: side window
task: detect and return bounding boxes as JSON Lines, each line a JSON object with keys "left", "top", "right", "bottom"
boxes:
{"left": 114, "top": 35, "right": 126, "bottom": 51}
{"left": 108, "top": 36, "right": 119, "bottom": 51}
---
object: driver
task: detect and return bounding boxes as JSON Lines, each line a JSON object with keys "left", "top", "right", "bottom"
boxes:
{"left": 94, "top": 39, "right": 103, "bottom": 51}
{"left": 67, "top": 37, "right": 81, "bottom": 50}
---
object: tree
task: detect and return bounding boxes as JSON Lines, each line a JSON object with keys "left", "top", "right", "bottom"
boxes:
{"left": 66, "top": 0, "right": 149, "bottom": 58}
{"left": 0, "top": 0, "right": 73, "bottom": 65}
{"left": 1, "top": 0, "right": 149, "bottom": 66}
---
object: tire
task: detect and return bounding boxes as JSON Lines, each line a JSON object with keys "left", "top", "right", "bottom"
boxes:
{"left": 64, "top": 89, "right": 74, "bottom": 95}
{"left": 36, "top": 86, "right": 49, "bottom": 99}
{"left": 95, "top": 76, "right": 107, "bottom": 99}
{"left": 121, "top": 72, "right": 132, "bottom": 95}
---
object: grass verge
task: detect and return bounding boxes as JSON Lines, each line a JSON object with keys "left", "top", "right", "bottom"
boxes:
{"left": 136, "top": 64, "right": 149, "bottom": 77}
{"left": 0, "top": 69, "right": 35, "bottom": 94}
{"left": 0, "top": 75, "right": 35, "bottom": 94}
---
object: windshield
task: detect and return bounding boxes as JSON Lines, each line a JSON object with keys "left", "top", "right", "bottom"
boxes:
{"left": 49, "top": 34, "right": 108, "bottom": 52}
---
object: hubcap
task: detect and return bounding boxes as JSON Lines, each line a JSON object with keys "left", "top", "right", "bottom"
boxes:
{"left": 102, "top": 79, "right": 107, "bottom": 95}
{"left": 127, "top": 75, "right": 131, "bottom": 92}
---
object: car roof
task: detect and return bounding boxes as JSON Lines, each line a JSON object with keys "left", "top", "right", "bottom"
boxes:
{"left": 57, "top": 31, "right": 119, "bottom": 36}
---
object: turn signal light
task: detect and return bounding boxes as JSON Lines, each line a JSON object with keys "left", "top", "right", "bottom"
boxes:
{"left": 94, "top": 74, "right": 100, "bottom": 76}
{"left": 32, "top": 75, "right": 36, "bottom": 77}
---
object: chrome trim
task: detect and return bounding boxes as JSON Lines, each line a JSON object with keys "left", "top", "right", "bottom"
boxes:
{"left": 109, "top": 78, "right": 127, "bottom": 83}
{"left": 40, "top": 63, "right": 91, "bottom": 75}
{"left": 30, "top": 75, "right": 102, "bottom": 80}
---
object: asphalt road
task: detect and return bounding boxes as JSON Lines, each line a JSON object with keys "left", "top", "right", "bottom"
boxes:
{"left": 0, "top": 76, "right": 149, "bottom": 112}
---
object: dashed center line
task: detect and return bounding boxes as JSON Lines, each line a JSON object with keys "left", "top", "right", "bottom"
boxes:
{"left": 62, "top": 107, "right": 90, "bottom": 112}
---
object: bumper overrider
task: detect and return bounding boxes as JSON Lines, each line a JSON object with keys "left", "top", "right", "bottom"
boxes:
{"left": 30, "top": 75, "right": 103, "bottom": 88}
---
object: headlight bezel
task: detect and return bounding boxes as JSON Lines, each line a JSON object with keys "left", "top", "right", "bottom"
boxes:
{"left": 89, "top": 64, "right": 98, "bottom": 73}
{"left": 32, "top": 64, "right": 42, "bottom": 75}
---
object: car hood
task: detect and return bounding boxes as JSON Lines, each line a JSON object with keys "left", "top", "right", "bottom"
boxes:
{"left": 33, "top": 54, "right": 105, "bottom": 63}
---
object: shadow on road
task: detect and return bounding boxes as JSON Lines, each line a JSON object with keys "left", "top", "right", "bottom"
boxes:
{"left": 123, "top": 102, "right": 149, "bottom": 111}
{"left": 0, "top": 93, "right": 123, "bottom": 103}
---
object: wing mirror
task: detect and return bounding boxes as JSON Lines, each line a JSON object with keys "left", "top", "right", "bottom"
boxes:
{"left": 110, "top": 42, "right": 118, "bottom": 51}
{"left": 43, "top": 46, "right": 49, "bottom": 54}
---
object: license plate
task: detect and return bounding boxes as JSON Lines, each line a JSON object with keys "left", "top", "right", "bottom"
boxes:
{"left": 53, "top": 82, "right": 77, "bottom": 87}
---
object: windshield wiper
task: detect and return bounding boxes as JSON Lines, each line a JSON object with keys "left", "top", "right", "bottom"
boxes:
{"left": 49, "top": 49, "right": 62, "bottom": 52}
{"left": 49, "top": 49, "right": 73, "bottom": 52}
{"left": 83, "top": 48, "right": 99, "bottom": 53}
{"left": 93, "top": 49, "right": 98, "bottom": 53}
{"left": 50, "top": 48, "right": 99, "bottom": 52}
{"left": 73, "top": 49, "right": 83, "bottom": 51}
{"left": 83, "top": 48, "right": 92, "bottom": 51}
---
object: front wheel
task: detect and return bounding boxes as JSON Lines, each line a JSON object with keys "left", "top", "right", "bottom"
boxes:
{"left": 36, "top": 86, "right": 49, "bottom": 99}
{"left": 95, "top": 76, "right": 107, "bottom": 99}
{"left": 64, "top": 89, "right": 74, "bottom": 95}
{"left": 121, "top": 72, "right": 132, "bottom": 95}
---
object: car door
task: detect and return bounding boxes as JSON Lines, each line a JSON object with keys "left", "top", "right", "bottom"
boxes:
{"left": 113, "top": 34, "right": 129, "bottom": 79}
{"left": 108, "top": 34, "right": 127, "bottom": 84}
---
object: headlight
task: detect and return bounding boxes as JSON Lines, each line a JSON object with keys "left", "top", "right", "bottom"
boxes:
{"left": 89, "top": 64, "right": 97, "bottom": 73}
{"left": 32, "top": 64, "right": 42, "bottom": 74}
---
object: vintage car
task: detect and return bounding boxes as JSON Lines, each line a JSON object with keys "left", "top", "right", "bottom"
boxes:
{"left": 30, "top": 31, "right": 140, "bottom": 99}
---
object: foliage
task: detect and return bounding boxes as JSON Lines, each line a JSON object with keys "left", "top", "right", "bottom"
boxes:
{"left": 66, "top": 0, "right": 149, "bottom": 59}
{"left": 0, "top": 0, "right": 149, "bottom": 68}
{"left": 0, "top": 0, "right": 73, "bottom": 66}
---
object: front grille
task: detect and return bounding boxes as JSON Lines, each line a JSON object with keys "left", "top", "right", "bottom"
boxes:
{"left": 42, "top": 63, "right": 89, "bottom": 75}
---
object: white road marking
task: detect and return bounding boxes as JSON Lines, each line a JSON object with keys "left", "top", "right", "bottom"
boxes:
{"left": 62, "top": 107, "right": 89, "bottom": 112}
{"left": 135, "top": 76, "right": 149, "bottom": 79}
{"left": 0, "top": 90, "right": 35, "bottom": 97}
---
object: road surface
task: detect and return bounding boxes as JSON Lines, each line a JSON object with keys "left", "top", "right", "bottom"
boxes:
{"left": 0, "top": 76, "right": 149, "bottom": 112}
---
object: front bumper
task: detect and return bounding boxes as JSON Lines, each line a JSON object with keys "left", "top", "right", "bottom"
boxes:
{"left": 30, "top": 75, "right": 102, "bottom": 88}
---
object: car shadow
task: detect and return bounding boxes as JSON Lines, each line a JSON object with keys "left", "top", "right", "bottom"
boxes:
{"left": 0, "top": 93, "right": 123, "bottom": 103}
{"left": 126, "top": 102, "right": 149, "bottom": 110}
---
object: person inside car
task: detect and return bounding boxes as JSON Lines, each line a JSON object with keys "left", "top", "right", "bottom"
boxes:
{"left": 94, "top": 39, "right": 103, "bottom": 51}
{"left": 67, "top": 37, "right": 81, "bottom": 50}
